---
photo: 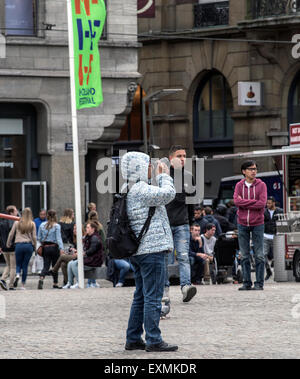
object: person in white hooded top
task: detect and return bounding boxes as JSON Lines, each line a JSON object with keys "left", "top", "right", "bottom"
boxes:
{"left": 122, "top": 151, "right": 178, "bottom": 353}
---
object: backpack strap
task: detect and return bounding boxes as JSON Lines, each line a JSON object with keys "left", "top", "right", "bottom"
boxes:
{"left": 136, "top": 207, "right": 156, "bottom": 243}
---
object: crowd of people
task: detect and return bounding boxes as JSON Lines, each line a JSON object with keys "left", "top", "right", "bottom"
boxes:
{"left": 0, "top": 145, "right": 284, "bottom": 352}
{"left": 0, "top": 201, "right": 138, "bottom": 291}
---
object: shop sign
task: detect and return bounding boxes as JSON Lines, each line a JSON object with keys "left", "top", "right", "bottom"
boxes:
{"left": 138, "top": 0, "right": 155, "bottom": 18}
{"left": 290, "top": 123, "right": 300, "bottom": 146}
{"left": 238, "top": 82, "right": 263, "bottom": 106}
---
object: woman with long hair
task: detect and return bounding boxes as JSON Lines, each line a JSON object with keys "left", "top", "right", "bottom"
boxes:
{"left": 51, "top": 223, "right": 85, "bottom": 286}
{"left": 37, "top": 209, "right": 64, "bottom": 289}
{"left": 63, "top": 222, "right": 103, "bottom": 289}
{"left": 7, "top": 208, "right": 37, "bottom": 290}
{"left": 59, "top": 208, "right": 75, "bottom": 245}
{"left": 86, "top": 211, "right": 106, "bottom": 288}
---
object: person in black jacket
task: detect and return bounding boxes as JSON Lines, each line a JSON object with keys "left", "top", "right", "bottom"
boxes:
{"left": 214, "top": 204, "right": 236, "bottom": 234}
{"left": 63, "top": 222, "right": 103, "bottom": 289}
{"left": 264, "top": 197, "right": 283, "bottom": 280}
{"left": 189, "top": 224, "right": 205, "bottom": 285}
{"left": 164, "top": 145, "right": 197, "bottom": 303}
{"left": 0, "top": 205, "right": 19, "bottom": 291}
{"left": 59, "top": 208, "right": 75, "bottom": 245}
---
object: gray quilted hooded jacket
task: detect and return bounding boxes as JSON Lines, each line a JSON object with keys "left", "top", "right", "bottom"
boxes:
{"left": 120, "top": 151, "right": 176, "bottom": 256}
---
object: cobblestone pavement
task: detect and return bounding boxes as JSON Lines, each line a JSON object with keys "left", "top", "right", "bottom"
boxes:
{"left": 0, "top": 272, "right": 300, "bottom": 359}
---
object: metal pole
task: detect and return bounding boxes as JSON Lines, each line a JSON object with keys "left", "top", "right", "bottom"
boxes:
{"left": 149, "top": 101, "right": 155, "bottom": 146}
{"left": 67, "top": 0, "right": 85, "bottom": 289}
{"left": 142, "top": 98, "right": 148, "bottom": 154}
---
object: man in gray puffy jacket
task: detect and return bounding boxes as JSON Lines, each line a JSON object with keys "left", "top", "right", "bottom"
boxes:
{"left": 122, "top": 151, "right": 178, "bottom": 353}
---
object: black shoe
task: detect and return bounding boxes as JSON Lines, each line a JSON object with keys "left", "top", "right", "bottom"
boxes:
{"left": 146, "top": 341, "right": 178, "bottom": 352}
{"left": 9, "top": 288, "right": 16, "bottom": 291}
{"left": 38, "top": 280, "right": 43, "bottom": 290}
{"left": 238, "top": 285, "right": 252, "bottom": 291}
{"left": 265, "top": 269, "right": 272, "bottom": 281}
{"left": 53, "top": 285, "right": 62, "bottom": 289}
{"left": 13, "top": 276, "right": 19, "bottom": 288}
{"left": 252, "top": 286, "right": 264, "bottom": 291}
{"left": 125, "top": 340, "right": 146, "bottom": 351}
{"left": 0, "top": 280, "right": 8, "bottom": 291}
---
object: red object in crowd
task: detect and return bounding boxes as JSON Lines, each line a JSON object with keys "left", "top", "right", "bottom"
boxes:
{"left": 0, "top": 213, "right": 20, "bottom": 221}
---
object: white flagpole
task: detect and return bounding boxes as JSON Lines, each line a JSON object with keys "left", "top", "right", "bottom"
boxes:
{"left": 67, "top": 0, "right": 85, "bottom": 289}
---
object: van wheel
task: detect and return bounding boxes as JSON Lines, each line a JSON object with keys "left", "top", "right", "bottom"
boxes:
{"left": 293, "top": 251, "right": 300, "bottom": 282}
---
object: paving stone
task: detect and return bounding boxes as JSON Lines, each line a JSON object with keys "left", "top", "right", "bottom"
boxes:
{"left": 0, "top": 273, "right": 300, "bottom": 359}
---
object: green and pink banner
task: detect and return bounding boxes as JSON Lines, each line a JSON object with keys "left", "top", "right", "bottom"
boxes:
{"left": 71, "top": 0, "right": 106, "bottom": 109}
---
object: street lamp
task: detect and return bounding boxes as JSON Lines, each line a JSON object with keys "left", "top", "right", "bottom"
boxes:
{"left": 142, "top": 88, "right": 183, "bottom": 154}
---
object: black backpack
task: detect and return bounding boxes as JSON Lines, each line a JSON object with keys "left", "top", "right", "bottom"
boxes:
{"left": 107, "top": 193, "right": 155, "bottom": 259}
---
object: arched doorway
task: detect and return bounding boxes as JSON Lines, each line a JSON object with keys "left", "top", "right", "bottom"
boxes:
{"left": 193, "top": 70, "right": 234, "bottom": 157}
{"left": 193, "top": 70, "right": 234, "bottom": 199}
{"left": 288, "top": 70, "right": 300, "bottom": 128}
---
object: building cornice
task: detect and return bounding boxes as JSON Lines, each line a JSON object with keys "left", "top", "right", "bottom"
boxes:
{"left": 0, "top": 68, "right": 141, "bottom": 79}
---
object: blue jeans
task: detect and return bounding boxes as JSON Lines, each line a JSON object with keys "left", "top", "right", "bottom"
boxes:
{"left": 67, "top": 260, "right": 94, "bottom": 284}
{"left": 114, "top": 259, "right": 134, "bottom": 284}
{"left": 165, "top": 224, "right": 191, "bottom": 288}
{"left": 126, "top": 252, "right": 166, "bottom": 346}
{"left": 238, "top": 224, "right": 265, "bottom": 288}
{"left": 15, "top": 243, "right": 34, "bottom": 284}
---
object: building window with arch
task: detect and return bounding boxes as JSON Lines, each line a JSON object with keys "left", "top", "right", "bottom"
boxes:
{"left": 193, "top": 70, "right": 234, "bottom": 154}
{"left": 288, "top": 70, "right": 300, "bottom": 126}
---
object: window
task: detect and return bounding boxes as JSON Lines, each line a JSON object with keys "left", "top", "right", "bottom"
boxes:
{"left": 193, "top": 71, "right": 234, "bottom": 152}
{"left": 288, "top": 71, "right": 300, "bottom": 126}
{"left": 2, "top": 0, "right": 37, "bottom": 36}
{"left": 194, "top": 1, "right": 229, "bottom": 28}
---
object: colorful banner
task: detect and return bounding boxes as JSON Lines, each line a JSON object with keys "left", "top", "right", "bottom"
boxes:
{"left": 71, "top": 0, "right": 106, "bottom": 109}
{"left": 138, "top": 0, "right": 155, "bottom": 18}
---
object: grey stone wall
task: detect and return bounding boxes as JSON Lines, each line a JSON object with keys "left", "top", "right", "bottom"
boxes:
{"left": 0, "top": 0, "right": 140, "bottom": 216}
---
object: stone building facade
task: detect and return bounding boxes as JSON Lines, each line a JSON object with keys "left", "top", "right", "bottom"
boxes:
{"left": 0, "top": 0, "right": 139, "bottom": 222}
{"left": 138, "top": 0, "right": 300, "bottom": 198}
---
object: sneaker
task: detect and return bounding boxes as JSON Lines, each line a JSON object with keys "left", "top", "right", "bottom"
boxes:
{"left": 53, "top": 285, "right": 62, "bottom": 289}
{"left": 13, "top": 275, "right": 20, "bottom": 288}
{"left": 63, "top": 282, "right": 72, "bottom": 289}
{"left": 0, "top": 280, "right": 8, "bottom": 291}
{"left": 86, "top": 283, "right": 91, "bottom": 288}
{"left": 9, "top": 288, "right": 16, "bottom": 291}
{"left": 115, "top": 282, "right": 124, "bottom": 288}
{"left": 252, "top": 285, "right": 264, "bottom": 291}
{"left": 20, "top": 286, "right": 26, "bottom": 290}
{"left": 162, "top": 286, "right": 170, "bottom": 302}
{"left": 204, "top": 280, "right": 211, "bottom": 285}
{"left": 70, "top": 283, "right": 79, "bottom": 289}
{"left": 145, "top": 341, "right": 178, "bottom": 352}
{"left": 238, "top": 285, "right": 252, "bottom": 291}
{"left": 125, "top": 339, "right": 146, "bottom": 351}
{"left": 181, "top": 285, "right": 197, "bottom": 303}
